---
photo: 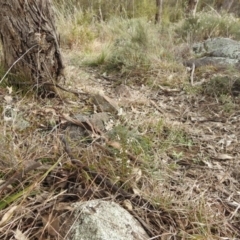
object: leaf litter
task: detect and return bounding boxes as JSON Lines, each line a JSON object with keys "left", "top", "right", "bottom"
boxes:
{"left": 0, "top": 53, "right": 240, "bottom": 239}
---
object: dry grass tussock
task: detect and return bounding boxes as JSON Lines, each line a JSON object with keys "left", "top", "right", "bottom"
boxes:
{"left": 0, "top": 5, "right": 240, "bottom": 240}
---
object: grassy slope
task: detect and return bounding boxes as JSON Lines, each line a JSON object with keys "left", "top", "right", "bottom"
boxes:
{"left": 0, "top": 3, "right": 240, "bottom": 239}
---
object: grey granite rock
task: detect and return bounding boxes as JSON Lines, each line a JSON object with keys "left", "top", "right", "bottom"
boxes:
{"left": 68, "top": 200, "right": 149, "bottom": 240}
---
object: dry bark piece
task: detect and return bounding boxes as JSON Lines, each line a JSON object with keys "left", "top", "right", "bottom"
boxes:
{"left": 214, "top": 153, "right": 233, "bottom": 161}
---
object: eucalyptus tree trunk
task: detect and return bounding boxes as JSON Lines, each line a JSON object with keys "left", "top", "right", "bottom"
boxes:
{"left": 0, "top": 0, "right": 64, "bottom": 93}
{"left": 155, "top": 0, "right": 163, "bottom": 24}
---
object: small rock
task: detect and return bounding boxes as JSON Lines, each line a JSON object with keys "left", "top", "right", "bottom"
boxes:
{"left": 115, "top": 84, "right": 132, "bottom": 98}
{"left": 192, "top": 38, "right": 240, "bottom": 58}
{"left": 92, "top": 93, "right": 119, "bottom": 114}
{"left": 89, "top": 112, "right": 111, "bottom": 131}
{"left": 15, "top": 116, "right": 30, "bottom": 131}
{"left": 68, "top": 200, "right": 149, "bottom": 240}
{"left": 64, "top": 112, "right": 112, "bottom": 141}
{"left": 185, "top": 37, "right": 240, "bottom": 68}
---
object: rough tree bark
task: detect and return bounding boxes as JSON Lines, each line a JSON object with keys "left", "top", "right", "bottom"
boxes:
{"left": 155, "top": 0, "right": 163, "bottom": 24}
{"left": 0, "top": 0, "right": 64, "bottom": 92}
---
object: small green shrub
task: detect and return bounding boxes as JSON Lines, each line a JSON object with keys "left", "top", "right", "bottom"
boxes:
{"left": 175, "top": 11, "right": 240, "bottom": 43}
{"left": 219, "top": 94, "right": 236, "bottom": 113}
{"left": 201, "top": 76, "right": 239, "bottom": 113}
{"left": 108, "top": 125, "right": 152, "bottom": 156}
{"left": 55, "top": 7, "right": 96, "bottom": 49}
{"left": 202, "top": 76, "right": 233, "bottom": 97}
{"left": 83, "top": 18, "right": 162, "bottom": 76}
